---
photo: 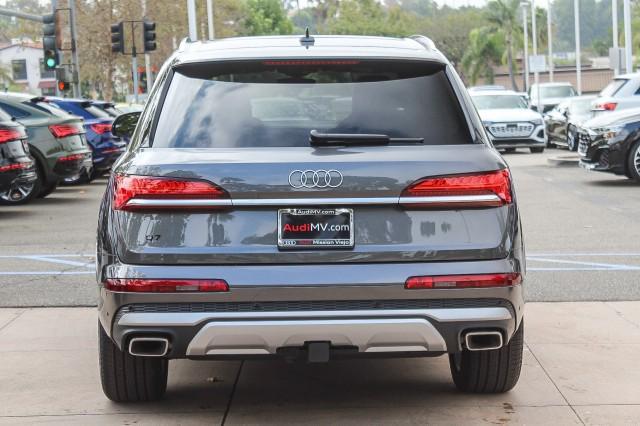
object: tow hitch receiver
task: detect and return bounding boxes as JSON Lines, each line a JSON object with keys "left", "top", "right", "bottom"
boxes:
{"left": 307, "top": 341, "right": 331, "bottom": 363}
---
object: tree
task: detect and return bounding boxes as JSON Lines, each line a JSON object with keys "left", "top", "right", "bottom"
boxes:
{"left": 325, "top": 0, "right": 417, "bottom": 37}
{"left": 485, "top": 0, "right": 521, "bottom": 91}
{"left": 461, "top": 27, "right": 504, "bottom": 84}
{"left": 243, "top": 0, "right": 293, "bottom": 36}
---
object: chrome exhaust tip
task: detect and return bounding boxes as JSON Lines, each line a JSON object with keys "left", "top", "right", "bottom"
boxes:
{"left": 464, "top": 331, "right": 503, "bottom": 351}
{"left": 128, "top": 337, "right": 169, "bottom": 357}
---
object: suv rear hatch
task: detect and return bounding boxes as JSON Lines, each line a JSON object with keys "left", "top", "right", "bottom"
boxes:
{"left": 113, "top": 59, "right": 515, "bottom": 265}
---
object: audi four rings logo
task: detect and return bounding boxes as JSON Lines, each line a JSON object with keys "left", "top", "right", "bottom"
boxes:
{"left": 288, "top": 169, "right": 344, "bottom": 188}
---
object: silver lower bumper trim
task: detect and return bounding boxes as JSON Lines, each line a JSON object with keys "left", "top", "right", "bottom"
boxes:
{"left": 187, "top": 318, "right": 448, "bottom": 355}
{"left": 117, "top": 307, "right": 513, "bottom": 356}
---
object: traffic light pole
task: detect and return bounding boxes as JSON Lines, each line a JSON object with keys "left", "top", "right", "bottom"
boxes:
{"left": 69, "top": 0, "right": 81, "bottom": 98}
{"left": 131, "top": 22, "right": 139, "bottom": 104}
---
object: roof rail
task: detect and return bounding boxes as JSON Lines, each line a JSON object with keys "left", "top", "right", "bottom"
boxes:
{"left": 409, "top": 35, "right": 437, "bottom": 51}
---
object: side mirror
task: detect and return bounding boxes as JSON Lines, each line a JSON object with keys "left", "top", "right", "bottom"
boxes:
{"left": 112, "top": 111, "right": 141, "bottom": 140}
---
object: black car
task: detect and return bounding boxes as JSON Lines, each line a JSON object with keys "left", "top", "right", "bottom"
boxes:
{"left": 0, "top": 108, "right": 37, "bottom": 205}
{"left": 578, "top": 108, "right": 640, "bottom": 181}
{"left": 545, "top": 95, "right": 596, "bottom": 151}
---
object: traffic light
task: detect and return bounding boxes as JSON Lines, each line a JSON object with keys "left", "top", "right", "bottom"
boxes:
{"left": 55, "top": 67, "right": 71, "bottom": 92}
{"left": 111, "top": 22, "right": 124, "bottom": 54}
{"left": 42, "top": 13, "right": 58, "bottom": 70}
{"left": 143, "top": 20, "right": 156, "bottom": 52}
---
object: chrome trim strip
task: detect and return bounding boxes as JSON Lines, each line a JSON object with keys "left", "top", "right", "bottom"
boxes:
{"left": 186, "top": 318, "right": 447, "bottom": 356}
{"left": 125, "top": 194, "right": 501, "bottom": 208}
{"left": 117, "top": 307, "right": 512, "bottom": 327}
{"left": 398, "top": 194, "right": 501, "bottom": 205}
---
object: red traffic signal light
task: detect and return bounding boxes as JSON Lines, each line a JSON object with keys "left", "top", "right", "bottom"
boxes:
{"left": 57, "top": 81, "right": 70, "bottom": 92}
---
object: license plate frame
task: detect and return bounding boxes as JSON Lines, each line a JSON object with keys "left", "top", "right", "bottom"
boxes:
{"left": 277, "top": 208, "right": 354, "bottom": 250}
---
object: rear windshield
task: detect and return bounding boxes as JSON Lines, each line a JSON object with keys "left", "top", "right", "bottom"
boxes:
{"left": 84, "top": 104, "right": 111, "bottom": 119}
{"left": 153, "top": 60, "right": 471, "bottom": 148}
{"left": 599, "top": 79, "right": 627, "bottom": 97}
{"left": 25, "top": 101, "right": 70, "bottom": 118}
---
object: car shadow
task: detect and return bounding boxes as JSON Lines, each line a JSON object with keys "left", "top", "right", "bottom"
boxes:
{"left": 587, "top": 179, "right": 640, "bottom": 187}
{"left": 0, "top": 209, "right": 33, "bottom": 219}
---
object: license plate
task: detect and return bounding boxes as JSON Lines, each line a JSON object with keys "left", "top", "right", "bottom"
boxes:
{"left": 278, "top": 208, "right": 354, "bottom": 249}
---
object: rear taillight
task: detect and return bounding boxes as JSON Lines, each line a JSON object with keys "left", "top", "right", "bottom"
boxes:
{"left": 0, "top": 128, "right": 24, "bottom": 144}
{"left": 405, "top": 273, "right": 522, "bottom": 289}
{"left": 594, "top": 102, "right": 617, "bottom": 111}
{"left": 49, "top": 124, "right": 83, "bottom": 138}
{"left": 90, "top": 123, "right": 112, "bottom": 134}
{"left": 400, "top": 169, "right": 512, "bottom": 208}
{"left": 104, "top": 278, "right": 229, "bottom": 293}
{"left": 112, "top": 174, "right": 230, "bottom": 211}
{"left": 57, "top": 153, "right": 86, "bottom": 163}
{"left": 0, "top": 161, "right": 32, "bottom": 173}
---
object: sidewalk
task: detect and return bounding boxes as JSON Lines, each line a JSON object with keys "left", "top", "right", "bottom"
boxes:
{"left": 1, "top": 302, "right": 639, "bottom": 425}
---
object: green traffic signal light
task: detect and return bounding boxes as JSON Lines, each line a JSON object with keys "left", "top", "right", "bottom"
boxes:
{"left": 46, "top": 57, "right": 56, "bottom": 68}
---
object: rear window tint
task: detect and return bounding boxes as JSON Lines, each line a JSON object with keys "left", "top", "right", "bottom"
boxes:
{"left": 153, "top": 60, "right": 471, "bottom": 148}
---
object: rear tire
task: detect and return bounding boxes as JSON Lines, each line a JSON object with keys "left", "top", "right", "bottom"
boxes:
{"left": 530, "top": 147, "right": 545, "bottom": 153}
{"left": 627, "top": 140, "right": 640, "bottom": 182}
{"left": 449, "top": 321, "right": 524, "bottom": 393}
{"left": 98, "top": 322, "right": 168, "bottom": 402}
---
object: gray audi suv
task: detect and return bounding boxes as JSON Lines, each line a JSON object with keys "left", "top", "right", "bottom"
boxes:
{"left": 97, "top": 34, "right": 525, "bottom": 401}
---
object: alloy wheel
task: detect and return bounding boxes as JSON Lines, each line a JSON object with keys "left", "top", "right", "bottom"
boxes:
{"left": 0, "top": 181, "right": 36, "bottom": 204}
{"left": 635, "top": 144, "right": 640, "bottom": 176}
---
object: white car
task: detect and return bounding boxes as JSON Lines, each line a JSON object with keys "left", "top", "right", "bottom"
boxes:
{"left": 592, "top": 73, "right": 640, "bottom": 115}
{"left": 529, "top": 82, "right": 577, "bottom": 113}
{"left": 471, "top": 90, "right": 547, "bottom": 153}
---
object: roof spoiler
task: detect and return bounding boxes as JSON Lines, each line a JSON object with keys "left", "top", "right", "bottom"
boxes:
{"left": 409, "top": 35, "right": 437, "bottom": 51}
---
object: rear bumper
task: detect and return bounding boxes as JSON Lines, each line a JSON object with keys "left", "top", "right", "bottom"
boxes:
{"left": 99, "top": 259, "right": 525, "bottom": 358}
{"left": 111, "top": 302, "right": 517, "bottom": 357}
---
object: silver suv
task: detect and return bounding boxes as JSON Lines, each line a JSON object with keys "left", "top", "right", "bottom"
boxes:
{"left": 98, "top": 34, "right": 525, "bottom": 401}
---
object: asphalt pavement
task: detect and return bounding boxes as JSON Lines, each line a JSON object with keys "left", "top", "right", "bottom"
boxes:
{"left": 1, "top": 149, "right": 639, "bottom": 306}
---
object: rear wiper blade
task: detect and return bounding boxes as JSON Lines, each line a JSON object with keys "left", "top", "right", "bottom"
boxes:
{"left": 309, "top": 130, "right": 423, "bottom": 147}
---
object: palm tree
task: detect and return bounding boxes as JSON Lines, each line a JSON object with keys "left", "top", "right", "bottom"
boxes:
{"left": 485, "top": 0, "right": 521, "bottom": 91}
{"left": 461, "top": 27, "right": 504, "bottom": 85}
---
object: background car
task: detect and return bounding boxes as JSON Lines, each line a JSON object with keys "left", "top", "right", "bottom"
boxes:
{"left": 0, "top": 107, "right": 37, "bottom": 205}
{"left": 0, "top": 93, "right": 92, "bottom": 197}
{"left": 46, "top": 97, "right": 126, "bottom": 183}
{"left": 92, "top": 101, "right": 125, "bottom": 118}
{"left": 529, "top": 82, "right": 577, "bottom": 113}
{"left": 545, "top": 95, "right": 596, "bottom": 151}
{"left": 577, "top": 107, "right": 640, "bottom": 181}
{"left": 591, "top": 73, "right": 640, "bottom": 115}
{"left": 471, "top": 90, "right": 547, "bottom": 153}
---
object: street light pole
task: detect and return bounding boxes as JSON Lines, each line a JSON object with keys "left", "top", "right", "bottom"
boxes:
{"left": 547, "top": 0, "right": 553, "bottom": 82}
{"left": 574, "top": 0, "right": 581, "bottom": 94}
{"left": 623, "top": 0, "right": 632, "bottom": 73}
{"left": 206, "top": 0, "right": 215, "bottom": 40}
{"left": 613, "top": 0, "right": 619, "bottom": 76}
{"left": 521, "top": 4, "right": 529, "bottom": 93}
{"left": 187, "top": 0, "right": 197, "bottom": 41}
{"left": 531, "top": 1, "right": 540, "bottom": 108}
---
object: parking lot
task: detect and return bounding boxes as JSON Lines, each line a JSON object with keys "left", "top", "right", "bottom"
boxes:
{"left": 2, "top": 150, "right": 640, "bottom": 307}
{"left": 1, "top": 150, "right": 640, "bottom": 424}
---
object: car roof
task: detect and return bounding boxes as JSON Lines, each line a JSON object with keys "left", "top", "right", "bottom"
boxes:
{"left": 174, "top": 35, "right": 447, "bottom": 65}
{"left": 0, "top": 92, "right": 42, "bottom": 102}
{"left": 470, "top": 90, "right": 521, "bottom": 97}
{"left": 612, "top": 73, "right": 640, "bottom": 80}
{"left": 531, "top": 82, "right": 573, "bottom": 87}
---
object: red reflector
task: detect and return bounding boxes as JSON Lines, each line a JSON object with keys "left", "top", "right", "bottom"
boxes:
{"left": 263, "top": 60, "right": 360, "bottom": 66}
{"left": 0, "top": 128, "right": 24, "bottom": 144}
{"left": 90, "top": 123, "right": 112, "bottom": 134}
{"left": 104, "top": 278, "right": 229, "bottom": 293}
{"left": 405, "top": 273, "right": 522, "bottom": 289}
{"left": 595, "top": 102, "right": 617, "bottom": 111}
{"left": 57, "top": 153, "right": 85, "bottom": 163}
{"left": 0, "top": 161, "right": 31, "bottom": 173}
{"left": 49, "top": 124, "right": 83, "bottom": 138}
{"left": 112, "top": 174, "right": 230, "bottom": 211}
{"left": 401, "top": 169, "right": 512, "bottom": 208}
{"left": 101, "top": 147, "right": 123, "bottom": 154}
